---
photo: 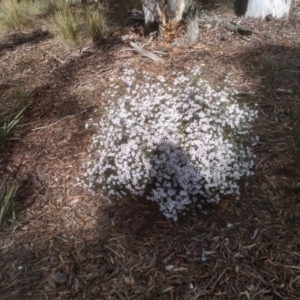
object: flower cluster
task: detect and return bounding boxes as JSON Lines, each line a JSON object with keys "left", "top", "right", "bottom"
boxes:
{"left": 83, "top": 68, "right": 258, "bottom": 221}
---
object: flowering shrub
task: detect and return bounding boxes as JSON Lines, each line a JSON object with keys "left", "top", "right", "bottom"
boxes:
{"left": 83, "top": 68, "right": 258, "bottom": 221}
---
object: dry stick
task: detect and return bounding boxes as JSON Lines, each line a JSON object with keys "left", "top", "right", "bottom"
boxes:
{"left": 32, "top": 110, "right": 87, "bottom": 131}
{"left": 130, "top": 42, "right": 164, "bottom": 63}
{"left": 272, "top": 290, "right": 285, "bottom": 299}
{"left": 251, "top": 288, "right": 272, "bottom": 300}
{"left": 210, "top": 268, "right": 227, "bottom": 294}
{"left": 0, "top": 240, "right": 14, "bottom": 250}
{"left": 46, "top": 51, "right": 65, "bottom": 64}
{"left": 194, "top": 270, "right": 219, "bottom": 298}
{"left": 266, "top": 258, "right": 300, "bottom": 270}
{"left": 118, "top": 48, "right": 136, "bottom": 54}
{"left": 234, "top": 90, "right": 256, "bottom": 96}
{"left": 275, "top": 88, "right": 293, "bottom": 94}
{"left": 94, "top": 66, "right": 114, "bottom": 75}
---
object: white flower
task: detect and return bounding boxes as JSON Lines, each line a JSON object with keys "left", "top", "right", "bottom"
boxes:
{"left": 83, "top": 68, "right": 258, "bottom": 221}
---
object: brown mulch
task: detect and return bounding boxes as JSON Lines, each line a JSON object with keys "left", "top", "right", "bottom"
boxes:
{"left": 1, "top": 2, "right": 300, "bottom": 299}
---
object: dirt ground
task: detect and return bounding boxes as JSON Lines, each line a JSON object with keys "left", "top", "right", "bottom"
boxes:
{"left": 0, "top": 1, "right": 300, "bottom": 299}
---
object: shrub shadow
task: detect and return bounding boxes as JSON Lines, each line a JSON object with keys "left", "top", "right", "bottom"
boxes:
{"left": 145, "top": 140, "right": 208, "bottom": 220}
{"left": 5, "top": 7, "right": 300, "bottom": 299}
{"left": 234, "top": 0, "right": 248, "bottom": 16}
{"left": 0, "top": 29, "right": 52, "bottom": 58}
{"left": 235, "top": 44, "right": 300, "bottom": 178}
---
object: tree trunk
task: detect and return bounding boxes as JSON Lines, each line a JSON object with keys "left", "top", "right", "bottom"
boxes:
{"left": 142, "top": 0, "right": 292, "bottom": 43}
{"left": 142, "top": 0, "right": 158, "bottom": 32}
{"left": 245, "top": 0, "right": 292, "bottom": 18}
{"left": 142, "top": 0, "right": 190, "bottom": 39}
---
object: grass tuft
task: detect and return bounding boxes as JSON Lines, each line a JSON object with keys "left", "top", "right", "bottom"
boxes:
{"left": 295, "top": 95, "right": 300, "bottom": 166}
{"left": 0, "top": 0, "right": 41, "bottom": 31}
{"left": 51, "top": 3, "right": 81, "bottom": 46}
{"left": 84, "top": 5, "right": 106, "bottom": 42}
{"left": 0, "top": 180, "right": 18, "bottom": 228}
{"left": 0, "top": 0, "right": 108, "bottom": 45}
{"left": 0, "top": 90, "right": 28, "bottom": 150}
{"left": 40, "top": 0, "right": 66, "bottom": 17}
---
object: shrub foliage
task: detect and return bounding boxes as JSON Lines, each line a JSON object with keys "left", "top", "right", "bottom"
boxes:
{"left": 83, "top": 69, "right": 258, "bottom": 220}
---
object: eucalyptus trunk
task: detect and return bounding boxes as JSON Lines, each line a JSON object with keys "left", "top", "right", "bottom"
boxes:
{"left": 141, "top": 0, "right": 292, "bottom": 42}
{"left": 245, "top": 0, "right": 292, "bottom": 18}
{"left": 142, "top": 0, "right": 191, "bottom": 38}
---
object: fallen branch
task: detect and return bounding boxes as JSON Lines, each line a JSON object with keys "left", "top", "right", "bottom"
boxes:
{"left": 130, "top": 42, "right": 164, "bottom": 63}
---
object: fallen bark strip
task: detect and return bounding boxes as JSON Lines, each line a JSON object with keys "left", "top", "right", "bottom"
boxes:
{"left": 130, "top": 42, "right": 164, "bottom": 63}
{"left": 223, "top": 21, "right": 252, "bottom": 36}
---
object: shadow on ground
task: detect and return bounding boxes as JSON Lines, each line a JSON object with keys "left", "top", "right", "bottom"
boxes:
{"left": 0, "top": 29, "right": 52, "bottom": 58}
{"left": 1, "top": 8, "right": 300, "bottom": 299}
{"left": 236, "top": 44, "right": 300, "bottom": 178}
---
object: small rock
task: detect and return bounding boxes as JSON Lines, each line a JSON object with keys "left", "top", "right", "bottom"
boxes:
{"left": 226, "top": 222, "right": 233, "bottom": 229}
{"left": 165, "top": 265, "right": 175, "bottom": 271}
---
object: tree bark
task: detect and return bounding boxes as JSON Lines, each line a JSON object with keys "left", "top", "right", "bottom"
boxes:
{"left": 142, "top": 0, "right": 292, "bottom": 43}
{"left": 142, "top": 0, "right": 191, "bottom": 38}
{"left": 142, "top": 0, "right": 157, "bottom": 32}
{"left": 245, "top": 0, "right": 292, "bottom": 18}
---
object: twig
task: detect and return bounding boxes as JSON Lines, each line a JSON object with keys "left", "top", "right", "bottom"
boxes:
{"left": 130, "top": 42, "right": 164, "bottom": 63}
{"left": 153, "top": 50, "right": 169, "bottom": 56}
{"left": 94, "top": 66, "right": 113, "bottom": 75}
{"left": 266, "top": 258, "right": 300, "bottom": 270}
{"left": 272, "top": 290, "right": 285, "bottom": 299}
{"left": 118, "top": 48, "right": 137, "bottom": 54}
{"left": 275, "top": 88, "right": 293, "bottom": 94}
{"left": 234, "top": 90, "right": 256, "bottom": 96}
{"left": 46, "top": 51, "right": 65, "bottom": 64}
{"left": 251, "top": 288, "right": 272, "bottom": 300}
{"left": 210, "top": 268, "right": 227, "bottom": 293}
{"left": 32, "top": 110, "right": 87, "bottom": 131}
